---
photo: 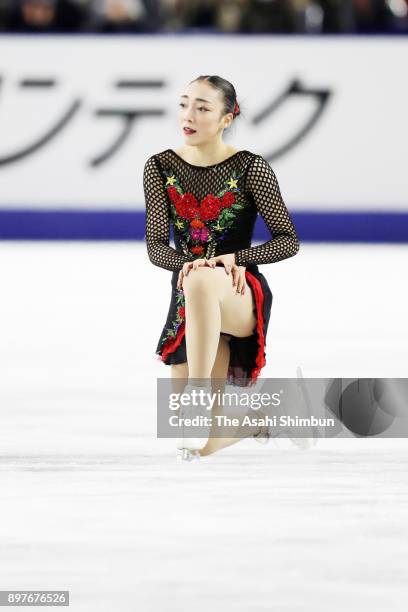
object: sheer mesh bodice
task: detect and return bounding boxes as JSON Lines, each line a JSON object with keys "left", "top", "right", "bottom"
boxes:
{"left": 144, "top": 148, "right": 299, "bottom": 272}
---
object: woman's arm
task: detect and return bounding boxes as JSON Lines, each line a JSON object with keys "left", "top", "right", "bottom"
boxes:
{"left": 234, "top": 155, "right": 300, "bottom": 267}
{"left": 144, "top": 155, "right": 191, "bottom": 271}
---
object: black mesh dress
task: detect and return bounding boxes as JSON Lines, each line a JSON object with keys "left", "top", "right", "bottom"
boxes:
{"left": 143, "top": 148, "right": 300, "bottom": 387}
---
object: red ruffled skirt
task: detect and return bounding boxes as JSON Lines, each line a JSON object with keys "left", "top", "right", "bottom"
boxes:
{"left": 155, "top": 264, "right": 273, "bottom": 387}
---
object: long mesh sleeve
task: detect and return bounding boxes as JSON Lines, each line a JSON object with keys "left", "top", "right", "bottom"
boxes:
{"left": 234, "top": 155, "right": 300, "bottom": 267}
{"left": 144, "top": 155, "right": 191, "bottom": 271}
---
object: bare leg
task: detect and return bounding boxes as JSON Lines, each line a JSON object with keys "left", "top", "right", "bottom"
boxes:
{"left": 170, "top": 361, "right": 189, "bottom": 395}
{"left": 182, "top": 267, "right": 256, "bottom": 380}
{"left": 170, "top": 342, "right": 261, "bottom": 457}
{"left": 171, "top": 265, "right": 262, "bottom": 456}
{"left": 200, "top": 335, "right": 262, "bottom": 456}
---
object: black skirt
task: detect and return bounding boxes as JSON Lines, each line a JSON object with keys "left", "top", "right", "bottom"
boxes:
{"left": 155, "top": 263, "right": 273, "bottom": 387}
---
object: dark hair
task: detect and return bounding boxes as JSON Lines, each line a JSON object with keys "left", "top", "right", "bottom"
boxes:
{"left": 189, "top": 75, "right": 241, "bottom": 120}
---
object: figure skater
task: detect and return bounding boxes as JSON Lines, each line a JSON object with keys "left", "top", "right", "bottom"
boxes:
{"left": 144, "top": 75, "right": 302, "bottom": 461}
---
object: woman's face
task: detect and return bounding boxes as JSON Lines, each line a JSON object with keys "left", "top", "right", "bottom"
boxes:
{"left": 178, "top": 81, "right": 233, "bottom": 146}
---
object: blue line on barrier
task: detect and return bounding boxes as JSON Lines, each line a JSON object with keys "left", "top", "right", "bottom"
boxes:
{"left": 0, "top": 209, "right": 407, "bottom": 241}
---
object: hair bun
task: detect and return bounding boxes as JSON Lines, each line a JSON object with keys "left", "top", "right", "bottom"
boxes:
{"left": 233, "top": 100, "right": 240, "bottom": 117}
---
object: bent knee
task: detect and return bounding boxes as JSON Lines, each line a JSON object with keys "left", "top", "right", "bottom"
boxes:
{"left": 183, "top": 266, "right": 217, "bottom": 294}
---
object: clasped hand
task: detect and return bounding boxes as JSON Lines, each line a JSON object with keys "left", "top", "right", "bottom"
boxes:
{"left": 176, "top": 253, "right": 247, "bottom": 295}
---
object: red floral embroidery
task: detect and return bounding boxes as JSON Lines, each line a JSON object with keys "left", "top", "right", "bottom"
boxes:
{"left": 163, "top": 169, "right": 245, "bottom": 259}
{"left": 221, "top": 192, "right": 235, "bottom": 208}
{"left": 174, "top": 193, "right": 199, "bottom": 220}
{"left": 191, "top": 245, "right": 204, "bottom": 255}
{"left": 190, "top": 219, "right": 204, "bottom": 229}
{"left": 199, "top": 194, "right": 222, "bottom": 221}
{"left": 167, "top": 186, "right": 181, "bottom": 204}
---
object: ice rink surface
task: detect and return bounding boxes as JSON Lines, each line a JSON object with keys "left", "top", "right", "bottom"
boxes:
{"left": 1, "top": 242, "right": 407, "bottom": 611}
